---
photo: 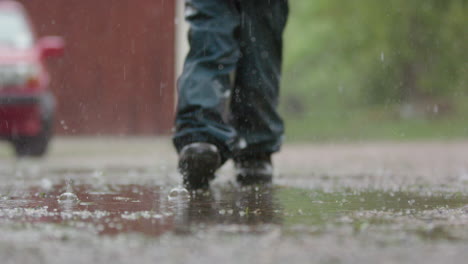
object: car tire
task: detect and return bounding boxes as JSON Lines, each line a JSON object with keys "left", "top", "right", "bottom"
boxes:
{"left": 13, "top": 116, "right": 52, "bottom": 157}
{"left": 13, "top": 93, "right": 55, "bottom": 158}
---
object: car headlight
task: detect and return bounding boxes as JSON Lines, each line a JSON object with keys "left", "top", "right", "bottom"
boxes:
{"left": 0, "top": 63, "right": 40, "bottom": 88}
{"left": 16, "top": 63, "right": 39, "bottom": 76}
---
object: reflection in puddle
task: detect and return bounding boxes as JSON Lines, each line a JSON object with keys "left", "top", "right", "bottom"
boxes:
{"left": 0, "top": 183, "right": 467, "bottom": 240}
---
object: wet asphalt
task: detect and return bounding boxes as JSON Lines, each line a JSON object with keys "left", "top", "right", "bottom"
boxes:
{"left": 0, "top": 137, "right": 467, "bottom": 264}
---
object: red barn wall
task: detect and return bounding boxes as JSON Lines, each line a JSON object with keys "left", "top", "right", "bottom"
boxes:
{"left": 18, "top": 0, "right": 175, "bottom": 135}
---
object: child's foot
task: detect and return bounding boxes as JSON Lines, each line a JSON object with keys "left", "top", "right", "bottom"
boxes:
{"left": 178, "top": 142, "right": 221, "bottom": 189}
{"left": 234, "top": 154, "right": 273, "bottom": 186}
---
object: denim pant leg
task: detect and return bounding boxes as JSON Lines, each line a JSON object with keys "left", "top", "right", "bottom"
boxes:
{"left": 173, "top": 0, "right": 241, "bottom": 161}
{"left": 230, "top": 0, "right": 289, "bottom": 157}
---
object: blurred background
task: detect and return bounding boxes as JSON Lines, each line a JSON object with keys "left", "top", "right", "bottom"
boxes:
{"left": 15, "top": 0, "right": 468, "bottom": 141}
{"left": 15, "top": 0, "right": 176, "bottom": 136}
{"left": 282, "top": 1, "right": 467, "bottom": 141}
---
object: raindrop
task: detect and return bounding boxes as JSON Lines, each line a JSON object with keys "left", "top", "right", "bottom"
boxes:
{"left": 40, "top": 178, "right": 53, "bottom": 191}
{"left": 238, "top": 138, "right": 247, "bottom": 149}
{"left": 60, "top": 120, "right": 69, "bottom": 131}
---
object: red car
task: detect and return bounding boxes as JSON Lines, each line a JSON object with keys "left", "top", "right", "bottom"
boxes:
{"left": 0, "top": 1, "right": 64, "bottom": 157}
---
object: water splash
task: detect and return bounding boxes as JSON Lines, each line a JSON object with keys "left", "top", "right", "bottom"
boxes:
{"left": 57, "top": 179, "right": 80, "bottom": 204}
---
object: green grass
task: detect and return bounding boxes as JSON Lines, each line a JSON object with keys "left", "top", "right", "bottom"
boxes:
{"left": 282, "top": 101, "right": 468, "bottom": 142}
{"left": 281, "top": 94, "right": 468, "bottom": 142}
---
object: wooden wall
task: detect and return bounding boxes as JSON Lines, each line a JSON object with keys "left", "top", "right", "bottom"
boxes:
{"left": 18, "top": 0, "right": 175, "bottom": 135}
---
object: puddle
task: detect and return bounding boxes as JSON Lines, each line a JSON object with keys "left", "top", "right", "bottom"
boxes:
{"left": 0, "top": 183, "right": 282, "bottom": 237}
{"left": 278, "top": 188, "right": 468, "bottom": 240}
{"left": 0, "top": 182, "right": 467, "bottom": 240}
{"left": 2, "top": 141, "right": 468, "bottom": 263}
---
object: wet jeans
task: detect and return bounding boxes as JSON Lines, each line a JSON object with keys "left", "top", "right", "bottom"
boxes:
{"left": 173, "top": 0, "right": 289, "bottom": 162}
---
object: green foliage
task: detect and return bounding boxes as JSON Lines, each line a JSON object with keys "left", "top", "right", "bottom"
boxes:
{"left": 285, "top": 0, "right": 467, "bottom": 104}
{"left": 281, "top": 0, "right": 468, "bottom": 141}
{"left": 356, "top": 0, "right": 467, "bottom": 103}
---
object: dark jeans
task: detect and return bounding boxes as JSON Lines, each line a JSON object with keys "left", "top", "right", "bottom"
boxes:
{"left": 173, "top": 0, "right": 289, "bottom": 162}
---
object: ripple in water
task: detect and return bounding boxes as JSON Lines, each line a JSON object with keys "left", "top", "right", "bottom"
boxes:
{"left": 168, "top": 187, "right": 190, "bottom": 201}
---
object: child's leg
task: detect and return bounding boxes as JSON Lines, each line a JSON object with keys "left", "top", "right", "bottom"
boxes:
{"left": 173, "top": 0, "right": 241, "bottom": 161}
{"left": 230, "top": 0, "right": 289, "bottom": 157}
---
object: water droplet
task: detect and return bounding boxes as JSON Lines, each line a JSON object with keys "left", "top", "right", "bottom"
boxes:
{"left": 58, "top": 179, "right": 79, "bottom": 204}
{"left": 60, "top": 120, "right": 69, "bottom": 130}
{"left": 57, "top": 192, "right": 80, "bottom": 204}
{"left": 237, "top": 138, "right": 247, "bottom": 149}
{"left": 40, "top": 178, "right": 53, "bottom": 190}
